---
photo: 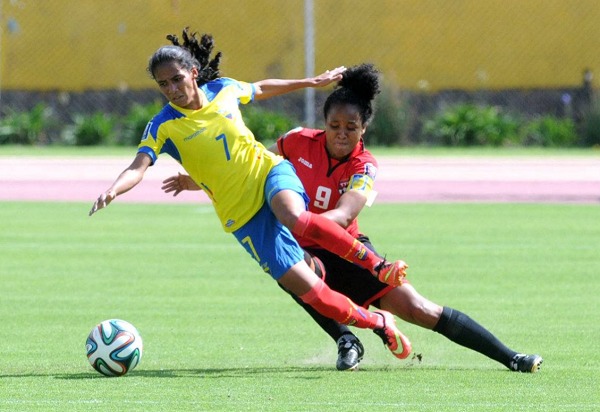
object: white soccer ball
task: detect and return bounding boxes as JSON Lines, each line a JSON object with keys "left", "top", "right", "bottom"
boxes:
{"left": 86, "top": 319, "right": 143, "bottom": 377}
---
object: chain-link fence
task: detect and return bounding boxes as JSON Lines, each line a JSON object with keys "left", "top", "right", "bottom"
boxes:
{"left": 1, "top": 0, "right": 598, "bottom": 144}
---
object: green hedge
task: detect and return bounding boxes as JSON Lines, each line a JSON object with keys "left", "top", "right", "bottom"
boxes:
{"left": 422, "top": 103, "right": 587, "bottom": 147}
{"left": 1, "top": 99, "right": 599, "bottom": 147}
{"left": 422, "top": 104, "right": 520, "bottom": 146}
{"left": 0, "top": 103, "right": 56, "bottom": 145}
{"left": 240, "top": 105, "right": 298, "bottom": 143}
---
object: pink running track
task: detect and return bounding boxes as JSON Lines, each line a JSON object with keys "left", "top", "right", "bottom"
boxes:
{"left": 1, "top": 155, "right": 598, "bottom": 204}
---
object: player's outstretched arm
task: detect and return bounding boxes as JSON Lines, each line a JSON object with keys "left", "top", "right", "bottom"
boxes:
{"left": 253, "top": 66, "right": 346, "bottom": 101}
{"left": 161, "top": 173, "right": 201, "bottom": 196}
{"left": 89, "top": 153, "right": 151, "bottom": 216}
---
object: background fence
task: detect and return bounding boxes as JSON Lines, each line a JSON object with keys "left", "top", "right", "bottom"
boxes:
{"left": 1, "top": 0, "right": 598, "bottom": 144}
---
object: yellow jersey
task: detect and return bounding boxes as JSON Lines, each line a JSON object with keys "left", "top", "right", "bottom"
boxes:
{"left": 138, "top": 78, "right": 282, "bottom": 232}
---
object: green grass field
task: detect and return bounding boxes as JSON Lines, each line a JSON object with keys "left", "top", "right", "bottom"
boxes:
{"left": 1, "top": 201, "right": 599, "bottom": 411}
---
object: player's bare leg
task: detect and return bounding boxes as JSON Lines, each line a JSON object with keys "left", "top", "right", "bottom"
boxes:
{"left": 380, "top": 285, "right": 542, "bottom": 372}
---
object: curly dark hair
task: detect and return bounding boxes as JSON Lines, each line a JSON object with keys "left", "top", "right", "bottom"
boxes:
{"left": 323, "top": 63, "right": 381, "bottom": 125}
{"left": 147, "top": 27, "right": 222, "bottom": 86}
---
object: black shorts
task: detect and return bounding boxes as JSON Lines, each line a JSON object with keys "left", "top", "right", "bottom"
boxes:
{"left": 306, "top": 236, "right": 394, "bottom": 308}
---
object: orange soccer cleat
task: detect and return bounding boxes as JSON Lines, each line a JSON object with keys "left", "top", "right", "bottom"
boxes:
{"left": 373, "top": 310, "right": 412, "bottom": 360}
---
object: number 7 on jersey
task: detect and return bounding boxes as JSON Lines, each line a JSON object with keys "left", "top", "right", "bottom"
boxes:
{"left": 216, "top": 134, "right": 231, "bottom": 161}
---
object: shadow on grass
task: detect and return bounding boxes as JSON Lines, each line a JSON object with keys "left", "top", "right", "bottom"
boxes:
{"left": 0, "top": 364, "right": 429, "bottom": 380}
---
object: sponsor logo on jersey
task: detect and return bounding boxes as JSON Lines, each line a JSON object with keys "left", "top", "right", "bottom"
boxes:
{"left": 298, "top": 157, "right": 313, "bottom": 169}
{"left": 225, "top": 219, "right": 236, "bottom": 228}
{"left": 184, "top": 127, "right": 206, "bottom": 142}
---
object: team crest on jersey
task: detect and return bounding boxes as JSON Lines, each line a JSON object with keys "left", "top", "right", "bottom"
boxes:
{"left": 338, "top": 179, "right": 349, "bottom": 195}
{"left": 217, "top": 109, "right": 233, "bottom": 120}
{"left": 141, "top": 121, "right": 153, "bottom": 141}
{"left": 364, "top": 163, "right": 377, "bottom": 179}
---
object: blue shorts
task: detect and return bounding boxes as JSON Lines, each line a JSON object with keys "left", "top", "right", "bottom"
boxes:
{"left": 232, "top": 161, "right": 309, "bottom": 280}
{"left": 264, "top": 160, "right": 309, "bottom": 207}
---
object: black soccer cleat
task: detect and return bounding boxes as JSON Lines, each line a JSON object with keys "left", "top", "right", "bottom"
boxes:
{"left": 336, "top": 334, "right": 364, "bottom": 371}
{"left": 509, "top": 353, "right": 543, "bottom": 373}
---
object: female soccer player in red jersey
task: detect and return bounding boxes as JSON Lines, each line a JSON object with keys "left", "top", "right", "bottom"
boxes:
{"left": 271, "top": 63, "right": 543, "bottom": 373}
{"left": 164, "top": 62, "right": 543, "bottom": 373}
{"left": 90, "top": 28, "right": 411, "bottom": 360}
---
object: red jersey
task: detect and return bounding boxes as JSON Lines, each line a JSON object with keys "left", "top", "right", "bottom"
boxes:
{"left": 277, "top": 127, "right": 378, "bottom": 249}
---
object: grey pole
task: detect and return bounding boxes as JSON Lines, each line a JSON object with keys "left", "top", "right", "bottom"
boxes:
{"left": 304, "top": 0, "right": 315, "bottom": 127}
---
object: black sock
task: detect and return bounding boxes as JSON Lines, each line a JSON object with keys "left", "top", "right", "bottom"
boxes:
{"left": 433, "top": 306, "right": 517, "bottom": 368}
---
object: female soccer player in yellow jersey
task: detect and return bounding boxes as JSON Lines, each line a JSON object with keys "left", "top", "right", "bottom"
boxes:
{"left": 89, "top": 27, "right": 411, "bottom": 360}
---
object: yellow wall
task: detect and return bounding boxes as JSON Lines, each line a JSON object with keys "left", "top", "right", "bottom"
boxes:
{"left": 316, "top": 0, "right": 599, "bottom": 91}
{"left": 1, "top": 0, "right": 598, "bottom": 91}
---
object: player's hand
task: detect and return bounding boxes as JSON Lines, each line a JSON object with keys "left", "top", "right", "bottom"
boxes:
{"left": 161, "top": 172, "right": 201, "bottom": 196}
{"left": 312, "top": 66, "right": 346, "bottom": 87}
{"left": 89, "top": 190, "right": 116, "bottom": 216}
